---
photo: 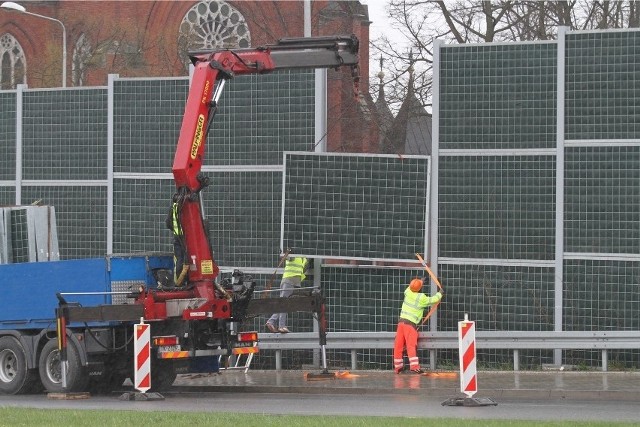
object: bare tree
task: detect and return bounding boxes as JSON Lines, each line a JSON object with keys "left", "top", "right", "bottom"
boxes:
{"left": 371, "top": 0, "right": 640, "bottom": 114}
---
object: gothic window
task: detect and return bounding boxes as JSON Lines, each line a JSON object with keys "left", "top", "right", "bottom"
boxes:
{"left": 72, "top": 33, "right": 92, "bottom": 86}
{"left": 0, "top": 33, "right": 26, "bottom": 90}
{"left": 178, "top": 0, "right": 251, "bottom": 69}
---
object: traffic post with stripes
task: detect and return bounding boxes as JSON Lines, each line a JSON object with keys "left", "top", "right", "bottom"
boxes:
{"left": 459, "top": 313, "right": 477, "bottom": 397}
{"left": 442, "top": 313, "right": 497, "bottom": 407}
{"left": 119, "top": 318, "right": 164, "bottom": 401}
{"left": 134, "top": 318, "right": 151, "bottom": 393}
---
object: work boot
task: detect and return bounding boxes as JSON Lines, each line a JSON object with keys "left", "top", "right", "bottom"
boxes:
{"left": 278, "top": 327, "right": 290, "bottom": 334}
{"left": 265, "top": 323, "right": 277, "bottom": 333}
{"left": 409, "top": 368, "right": 424, "bottom": 375}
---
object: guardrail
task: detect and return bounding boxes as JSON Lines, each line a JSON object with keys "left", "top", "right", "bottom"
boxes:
{"left": 258, "top": 331, "right": 640, "bottom": 372}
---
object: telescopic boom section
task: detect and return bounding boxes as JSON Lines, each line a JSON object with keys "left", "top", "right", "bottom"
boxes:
{"left": 173, "top": 35, "right": 359, "bottom": 189}
{"left": 171, "top": 35, "right": 359, "bottom": 295}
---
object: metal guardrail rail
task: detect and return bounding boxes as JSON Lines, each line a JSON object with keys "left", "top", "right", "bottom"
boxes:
{"left": 258, "top": 331, "right": 640, "bottom": 372}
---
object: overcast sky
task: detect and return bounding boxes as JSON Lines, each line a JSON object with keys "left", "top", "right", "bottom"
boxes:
{"left": 363, "top": 0, "right": 405, "bottom": 46}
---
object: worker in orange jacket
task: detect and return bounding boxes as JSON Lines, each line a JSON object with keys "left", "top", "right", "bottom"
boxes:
{"left": 393, "top": 278, "right": 442, "bottom": 374}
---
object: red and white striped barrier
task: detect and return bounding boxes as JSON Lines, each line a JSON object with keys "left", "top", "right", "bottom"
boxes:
{"left": 442, "top": 314, "right": 496, "bottom": 406}
{"left": 458, "top": 313, "right": 477, "bottom": 397}
{"left": 134, "top": 318, "right": 151, "bottom": 393}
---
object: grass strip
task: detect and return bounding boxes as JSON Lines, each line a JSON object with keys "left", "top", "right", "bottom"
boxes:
{"left": 0, "top": 407, "right": 638, "bottom": 427}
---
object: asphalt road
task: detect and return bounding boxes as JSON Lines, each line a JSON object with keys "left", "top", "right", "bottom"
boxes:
{"left": 1, "top": 390, "right": 639, "bottom": 423}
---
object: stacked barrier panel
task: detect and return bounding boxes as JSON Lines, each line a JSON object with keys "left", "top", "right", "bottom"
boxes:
{"left": 0, "top": 91, "right": 16, "bottom": 206}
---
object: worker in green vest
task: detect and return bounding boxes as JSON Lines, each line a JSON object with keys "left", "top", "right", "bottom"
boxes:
{"left": 165, "top": 195, "right": 188, "bottom": 286}
{"left": 393, "top": 278, "right": 442, "bottom": 374}
{"left": 265, "top": 256, "right": 309, "bottom": 333}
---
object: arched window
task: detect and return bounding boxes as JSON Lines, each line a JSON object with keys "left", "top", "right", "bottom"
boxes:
{"left": 72, "top": 33, "right": 92, "bottom": 86}
{"left": 178, "top": 0, "right": 251, "bottom": 69}
{"left": 0, "top": 33, "right": 26, "bottom": 90}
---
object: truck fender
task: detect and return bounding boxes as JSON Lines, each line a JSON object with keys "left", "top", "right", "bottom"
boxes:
{"left": 35, "top": 328, "right": 89, "bottom": 367}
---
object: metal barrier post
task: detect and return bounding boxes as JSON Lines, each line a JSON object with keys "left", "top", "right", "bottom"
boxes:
{"left": 55, "top": 302, "right": 69, "bottom": 392}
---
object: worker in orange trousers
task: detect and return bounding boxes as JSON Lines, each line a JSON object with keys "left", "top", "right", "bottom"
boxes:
{"left": 393, "top": 278, "right": 442, "bottom": 374}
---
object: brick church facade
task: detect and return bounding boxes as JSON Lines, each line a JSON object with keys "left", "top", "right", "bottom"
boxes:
{"left": 0, "top": 0, "right": 379, "bottom": 152}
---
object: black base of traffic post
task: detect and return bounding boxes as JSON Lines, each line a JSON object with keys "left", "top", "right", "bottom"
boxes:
{"left": 441, "top": 396, "right": 498, "bottom": 407}
{"left": 119, "top": 392, "right": 165, "bottom": 401}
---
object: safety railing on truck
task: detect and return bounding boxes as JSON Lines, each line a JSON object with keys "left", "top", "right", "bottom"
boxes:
{"left": 259, "top": 331, "right": 640, "bottom": 372}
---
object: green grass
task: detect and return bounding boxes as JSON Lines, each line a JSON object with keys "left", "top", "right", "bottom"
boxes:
{"left": 0, "top": 408, "right": 637, "bottom": 427}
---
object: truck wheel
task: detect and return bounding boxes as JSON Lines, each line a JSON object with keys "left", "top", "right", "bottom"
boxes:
{"left": 38, "top": 339, "right": 89, "bottom": 393}
{"left": 0, "top": 336, "right": 39, "bottom": 395}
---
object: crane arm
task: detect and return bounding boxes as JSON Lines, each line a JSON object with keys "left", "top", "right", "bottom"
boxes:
{"left": 188, "top": 34, "right": 359, "bottom": 71}
{"left": 174, "top": 34, "right": 359, "bottom": 190}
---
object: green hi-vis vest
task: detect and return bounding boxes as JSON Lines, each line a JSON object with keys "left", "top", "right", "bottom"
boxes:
{"left": 171, "top": 203, "right": 183, "bottom": 236}
{"left": 283, "top": 257, "right": 308, "bottom": 281}
{"left": 399, "top": 287, "right": 441, "bottom": 324}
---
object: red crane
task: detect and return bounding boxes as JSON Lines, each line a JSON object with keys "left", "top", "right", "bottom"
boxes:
{"left": 153, "top": 35, "right": 360, "bottom": 319}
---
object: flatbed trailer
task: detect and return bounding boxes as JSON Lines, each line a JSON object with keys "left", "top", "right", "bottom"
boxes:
{"left": 0, "top": 253, "right": 205, "bottom": 394}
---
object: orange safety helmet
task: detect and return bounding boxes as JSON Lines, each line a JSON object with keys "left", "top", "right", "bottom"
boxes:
{"left": 409, "top": 278, "right": 423, "bottom": 292}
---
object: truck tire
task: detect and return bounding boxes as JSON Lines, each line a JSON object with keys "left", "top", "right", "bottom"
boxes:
{"left": 0, "top": 336, "right": 40, "bottom": 395}
{"left": 38, "top": 339, "right": 89, "bottom": 393}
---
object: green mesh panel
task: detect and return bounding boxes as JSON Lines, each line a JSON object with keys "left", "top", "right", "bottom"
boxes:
{"left": 112, "top": 178, "right": 174, "bottom": 254}
{"left": 22, "top": 89, "right": 107, "bottom": 180}
{"left": 210, "top": 70, "right": 314, "bottom": 166}
{"left": 566, "top": 31, "right": 640, "bottom": 140}
{"left": 112, "top": 71, "right": 313, "bottom": 174}
{"left": 564, "top": 260, "right": 640, "bottom": 331}
{"left": 438, "top": 263, "right": 555, "bottom": 332}
{"left": 0, "top": 188, "right": 15, "bottom": 205}
{"left": 440, "top": 43, "right": 557, "bottom": 150}
{"left": 439, "top": 155, "right": 556, "bottom": 260}
{"left": 283, "top": 153, "right": 429, "bottom": 261}
{"left": 113, "top": 79, "right": 188, "bottom": 174}
{"left": 205, "top": 171, "right": 282, "bottom": 268}
{"left": 565, "top": 146, "right": 640, "bottom": 254}
{"left": 0, "top": 92, "right": 16, "bottom": 181}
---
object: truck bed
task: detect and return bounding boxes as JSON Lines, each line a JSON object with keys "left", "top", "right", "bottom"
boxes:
{"left": 0, "top": 253, "right": 172, "bottom": 330}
